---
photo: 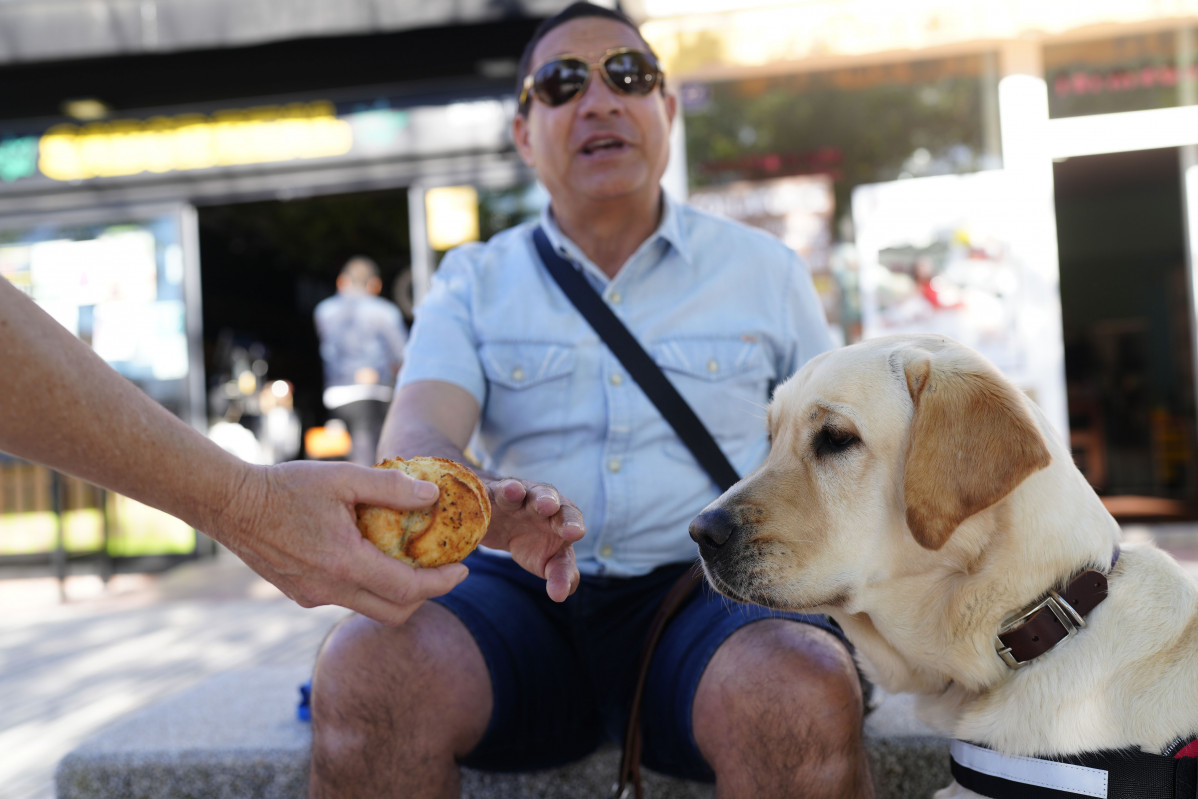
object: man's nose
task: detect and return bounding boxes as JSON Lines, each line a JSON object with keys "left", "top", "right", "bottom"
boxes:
{"left": 577, "top": 67, "right": 622, "bottom": 112}
{"left": 689, "top": 507, "right": 735, "bottom": 558}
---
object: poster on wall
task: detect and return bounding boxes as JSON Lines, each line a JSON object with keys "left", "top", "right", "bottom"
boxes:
{"left": 852, "top": 170, "right": 1068, "bottom": 437}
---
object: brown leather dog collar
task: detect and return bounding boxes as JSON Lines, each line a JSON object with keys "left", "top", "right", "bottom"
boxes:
{"left": 994, "top": 549, "right": 1120, "bottom": 669}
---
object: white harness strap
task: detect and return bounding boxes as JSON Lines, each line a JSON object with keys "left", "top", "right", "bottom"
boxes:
{"left": 951, "top": 740, "right": 1110, "bottom": 798}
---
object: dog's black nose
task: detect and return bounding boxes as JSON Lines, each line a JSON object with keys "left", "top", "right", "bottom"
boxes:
{"left": 689, "top": 508, "right": 735, "bottom": 557}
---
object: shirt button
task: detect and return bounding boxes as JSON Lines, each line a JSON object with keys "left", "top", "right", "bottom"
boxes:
{"left": 609, "top": 291, "right": 623, "bottom": 305}
{"left": 610, "top": 373, "right": 624, "bottom": 386}
{"left": 511, "top": 366, "right": 525, "bottom": 382}
{"left": 707, "top": 359, "right": 720, "bottom": 374}
{"left": 600, "top": 545, "right": 615, "bottom": 559}
{"left": 608, "top": 458, "right": 622, "bottom": 473}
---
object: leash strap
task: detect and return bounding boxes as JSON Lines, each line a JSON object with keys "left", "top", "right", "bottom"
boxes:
{"left": 531, "top": 226, "right": 737, "bottom": 799}
{"left": 951, "top": 739, "right": 1198, "bottom": 799}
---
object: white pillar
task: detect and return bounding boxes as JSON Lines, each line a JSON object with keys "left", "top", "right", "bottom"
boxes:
{"left": 998, "top": 39, "right": 1070, "bottom": 441}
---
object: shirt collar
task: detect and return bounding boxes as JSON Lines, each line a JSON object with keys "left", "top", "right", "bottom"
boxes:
{"left": 537, "top": 190, "right": 693, "bottom": 282}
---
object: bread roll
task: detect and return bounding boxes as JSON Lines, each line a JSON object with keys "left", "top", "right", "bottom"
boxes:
{"left": 356, "top": 456, "right": 491, "bottom": 567}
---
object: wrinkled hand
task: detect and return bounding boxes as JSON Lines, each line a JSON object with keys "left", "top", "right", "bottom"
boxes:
{"left": 216, "top": 460, "right": 468, "bottom": 626}
{"left": 481, "top": 478, "right": 584, "bottom": 602}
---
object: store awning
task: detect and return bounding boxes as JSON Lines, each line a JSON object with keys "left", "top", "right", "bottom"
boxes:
{"left": 0, "top": 0, "right": 633, "bottom": 66}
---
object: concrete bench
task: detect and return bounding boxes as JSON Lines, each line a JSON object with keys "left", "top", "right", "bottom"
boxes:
{"left": 56, "top": 665, "right": 951, "bottom": 798}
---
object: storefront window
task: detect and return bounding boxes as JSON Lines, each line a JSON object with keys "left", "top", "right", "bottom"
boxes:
{"left": 1045, "top": 28, "right": 1198, "bottom": 119}
{"left": 0, "top": 214, "right": 192, "bottom": 412}
{"left": 0, "top": 211, "right": 198, "bottom": 559}
{"left": 682, "top": 53, "right": 1000, "bottom": 343}
{"left": 682, "top": 54, "right": 1001, "bottom": 210}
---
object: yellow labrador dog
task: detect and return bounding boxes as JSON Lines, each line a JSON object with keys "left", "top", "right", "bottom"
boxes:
{"left": 690, "top": 334, "right": 1198, "bottom": 799}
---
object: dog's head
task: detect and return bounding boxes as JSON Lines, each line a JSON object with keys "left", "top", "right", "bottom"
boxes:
{"left": 690, "top": 334, "right": 1053, "bottom": 613}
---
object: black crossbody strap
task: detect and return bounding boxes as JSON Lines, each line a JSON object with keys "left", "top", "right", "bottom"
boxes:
{"left": 532, "top": 226, "right": 740, "bottom": 492}
{"left": 533, "top": 225, "right": 726, "bottom": 799}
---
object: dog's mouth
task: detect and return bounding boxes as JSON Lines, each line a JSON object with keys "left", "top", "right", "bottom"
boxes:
{"left": 701, "top": 557, "right": 793, "bottom": 609}
{"left": 702, "top": 555, "right": 853, "bottom": 612}
{"left": 700, "top": 560, "right": 755, "bottom": 604}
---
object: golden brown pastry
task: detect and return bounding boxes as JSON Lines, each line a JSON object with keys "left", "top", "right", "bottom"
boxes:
{"left": 356, "top": 456, "right": 491, "bottom": 567}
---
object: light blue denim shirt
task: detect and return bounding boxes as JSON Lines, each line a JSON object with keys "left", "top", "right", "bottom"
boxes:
{"left": 400, "top": 193, "right": 833, "bottom": 577}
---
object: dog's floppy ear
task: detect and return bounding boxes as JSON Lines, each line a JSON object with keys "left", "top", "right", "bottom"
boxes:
{"left": 898, "top": 346, "right": 1051, "bottom": 550}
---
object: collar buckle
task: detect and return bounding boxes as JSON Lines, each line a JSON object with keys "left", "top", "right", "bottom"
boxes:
{"left": 995, "top": 589, "right": 1086, "bottom": 669}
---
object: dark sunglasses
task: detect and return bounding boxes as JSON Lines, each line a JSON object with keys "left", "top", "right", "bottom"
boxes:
{"left": 520, "top": 48, "right": 663, "bottom": 109}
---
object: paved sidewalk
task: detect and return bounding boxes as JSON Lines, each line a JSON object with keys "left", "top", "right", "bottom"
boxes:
{"left": 0, "top": 550, "right": 346, "bottom": 799}
{"left": 2, "top": 525, "right": 1197, "bottom": 799}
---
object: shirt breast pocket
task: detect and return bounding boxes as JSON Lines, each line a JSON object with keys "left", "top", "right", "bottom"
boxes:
{"left": 479, "top": 341, "right": 576, "bottom": 461}
{"left": 650, "top": 337, "right": 774, "bottom": 465}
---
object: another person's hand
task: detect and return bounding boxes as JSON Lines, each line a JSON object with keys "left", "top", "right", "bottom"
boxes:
{"left": 482, "top": 479, "right": 584, "bottom": 602}
{"left": 217, "top": 459, "right": 468, "bottom": 626}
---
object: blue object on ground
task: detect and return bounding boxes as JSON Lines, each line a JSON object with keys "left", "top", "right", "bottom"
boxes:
{"left": 297, "top": 680, "right": 311, "bottom": 722}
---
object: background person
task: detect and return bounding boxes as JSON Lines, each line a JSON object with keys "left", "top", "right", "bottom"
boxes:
{"left": 314, "top": 255, "right": 407, "bottom": 466}
{"left": 308, "top": 3, "right": 871, "bottom": 797}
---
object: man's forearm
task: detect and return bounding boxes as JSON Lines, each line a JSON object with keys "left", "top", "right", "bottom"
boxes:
{"left": 379, "top": 415, "right": 468, "bottom": 463}
{"left": 377, "top": 381, "right": 489, "bottom": 475}
{"left": 0, "top": 277, "right": 258, "bottom": 539}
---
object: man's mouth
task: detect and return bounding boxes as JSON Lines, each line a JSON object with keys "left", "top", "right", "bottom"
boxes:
{"left": 580, "top": 137, "right": 627, "bottom": 155}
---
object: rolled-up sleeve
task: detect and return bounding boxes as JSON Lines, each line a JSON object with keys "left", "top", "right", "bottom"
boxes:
{"left": 778, "top": 248, "right": 835, "bottom": 378}
{"left": 398, "top": 248, "right": 488, "bottom": 405}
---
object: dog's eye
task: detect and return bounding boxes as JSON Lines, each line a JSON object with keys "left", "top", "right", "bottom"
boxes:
{"left": 814, "top": 427, "right": 859, "bottom": 458}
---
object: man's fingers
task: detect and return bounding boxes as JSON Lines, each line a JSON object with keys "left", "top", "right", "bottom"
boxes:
{"left": 335, "top": 543, "right": 468, "bottom": 624}
{"left": 357, "top": 545, "right": 469, "bottom": 601}
{"left": 343, "top": 588, "right": 425, "bottom": 627}
{"left": 544, "top": 545, "right": 578, "bottom": 603}
{"left": 556, "top": 505, "right": 585, "bottom": 541}
{"left": 526, "top": 484, "right": 562, "bottom": 516}
{"left": 490, "top": 479, "right": 565, "bottom": 519}
{"left": 490, "top": 479, "right": 529, "bottom": 511}
{"left": 353, "top": 466, "right": 439, "bottom": 510}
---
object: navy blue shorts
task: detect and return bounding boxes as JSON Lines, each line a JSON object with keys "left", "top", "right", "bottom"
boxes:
{"left": 432, "top": 549, "right": 848, "bottom": 781}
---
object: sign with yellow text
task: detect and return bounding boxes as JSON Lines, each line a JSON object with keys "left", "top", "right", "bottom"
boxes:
{"left": 37, "top": 101, "right": 353, "bottom": 181}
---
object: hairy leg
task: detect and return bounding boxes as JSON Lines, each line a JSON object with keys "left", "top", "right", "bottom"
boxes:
{"left": 308, "top": 602, "right": 491, "bottom": 799}
{"left": 693, "top": 619, "right": 872, "bottom": 799}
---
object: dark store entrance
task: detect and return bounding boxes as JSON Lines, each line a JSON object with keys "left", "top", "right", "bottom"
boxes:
{"left": 197, "top": 188, "right": 413, "bottom": 441}
{"left": 1055, "top": 146, "right": 1198, "bottom": 517}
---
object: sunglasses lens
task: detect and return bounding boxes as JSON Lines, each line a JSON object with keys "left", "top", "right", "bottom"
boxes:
{"left": 603, "top": 51, "right": 659, "bottom": 96}
{"left": 533, "top": 59, "right": 590, "bottom": 106}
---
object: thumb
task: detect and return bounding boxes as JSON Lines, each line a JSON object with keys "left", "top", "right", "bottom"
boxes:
{"left": 352, "top": 465, "right": 440, "bottom": 511}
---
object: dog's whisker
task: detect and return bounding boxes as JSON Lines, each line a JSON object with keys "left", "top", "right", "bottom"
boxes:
{"left": 729, "top": 395, "right": 769, "bottom": 421}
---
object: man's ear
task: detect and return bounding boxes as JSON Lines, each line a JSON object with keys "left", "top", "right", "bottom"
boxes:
{"left": 900, "top": 346, "right": 1052, "bottom": 550}
{"left": 512, "top": 114, "right": 536, "bottom": 168}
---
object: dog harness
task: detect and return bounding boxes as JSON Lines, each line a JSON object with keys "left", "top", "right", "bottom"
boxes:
{"left": 955, "top": 550, "right": 1198, "bottom": 797}
{"left": 949, "top": 738, "right": 1198, "bottom": 798}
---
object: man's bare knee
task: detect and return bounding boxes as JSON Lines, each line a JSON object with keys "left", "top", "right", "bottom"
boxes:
{"left": 309, "top": 604, "right": 492, "bottom": 798}
{"left": 694, "top": 620, "right": 871, "bottom": 798}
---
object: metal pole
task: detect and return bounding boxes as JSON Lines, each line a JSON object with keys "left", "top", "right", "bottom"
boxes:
{"left": 408, "top": 184, "right": 433, "bottom": 308}
{"left": 51, "top": 470, "right": 66, "bottom": 602}
{"left": 1178, "top": 27, "right": 1198, "bottom": 493}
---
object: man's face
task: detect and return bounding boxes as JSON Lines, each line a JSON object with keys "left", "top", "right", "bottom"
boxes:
{"left": 513, "top": 18, "right": 676, "bottom": 210}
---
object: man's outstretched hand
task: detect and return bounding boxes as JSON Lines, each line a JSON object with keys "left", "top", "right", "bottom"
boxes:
{"left": 218, "top": 460, "right": 469, "bottom": 626}
{"left": 481, "top": 478, "right": 584, "bottom": 602}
